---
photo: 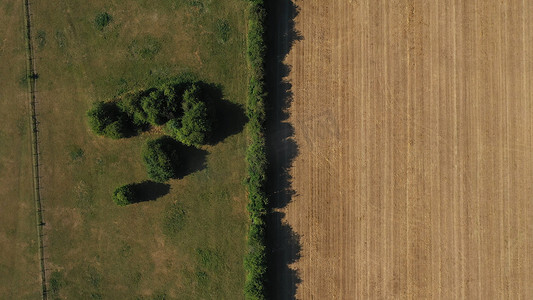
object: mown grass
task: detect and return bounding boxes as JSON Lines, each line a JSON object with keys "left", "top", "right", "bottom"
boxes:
{"left": 29, "top": 0, "right": 249, "bottom": 298}
{"left": 0, "top": 1, "right": 40, "bottom": 298}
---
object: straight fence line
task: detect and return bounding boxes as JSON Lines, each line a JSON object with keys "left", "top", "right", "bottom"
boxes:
{"left": 22, "top": 0, "right": 47, "bottom": 298}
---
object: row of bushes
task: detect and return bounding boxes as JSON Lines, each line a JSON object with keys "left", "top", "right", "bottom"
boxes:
{"left": 244, "top": 1, "right": 268, "bottom": 299}
{"left": 87, "top": 76, "right": 215, "bottom": 147}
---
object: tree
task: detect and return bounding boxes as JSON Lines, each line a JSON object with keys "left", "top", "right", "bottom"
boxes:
{"left": 169, "top": 102, "right": 212, "bottom": 146}
{"left": 142, "top": 136, "right": 180, "bottom": 182}
{"left": 113, "top": 184, "right": 136, "bottom": 206}
{"left": 87, "top": 101, "right": 131, "bottom": 139}
{"left": 166, "top": 84, "right": 213, "bottom": 146}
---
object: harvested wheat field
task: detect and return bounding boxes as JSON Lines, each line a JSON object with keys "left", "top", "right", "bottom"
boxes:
{"left": 270, "top": 0, "right": 533, "bottom": 299}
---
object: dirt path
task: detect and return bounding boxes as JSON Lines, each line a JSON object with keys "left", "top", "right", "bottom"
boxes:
{"left": 271, "top": 0, "right": 533, "bottom": 298}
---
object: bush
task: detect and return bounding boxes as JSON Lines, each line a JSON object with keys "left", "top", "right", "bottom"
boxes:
{"left": 87, "top": 101, "right": 131, "bottom": 139}
{"left": 48, "top": 271, "right": 65, "bottom": 295}
{"left": 94, "top": 12, "right": 112, "bottom": 31}
{"left": 142, "top": 136, "right": 180, "bottom": 182}
{"left": 113, "top": 184, "right": 136, "bottom": 206}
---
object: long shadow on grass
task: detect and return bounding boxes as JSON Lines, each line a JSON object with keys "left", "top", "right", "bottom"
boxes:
{"left": 210, "top": 99, "right": 247, "bottom": 145}
{"left": 157, "top": 136, "right": 209, "bottom": 179}
{"left": 174, "top": 142, "right": 208, "bottom": 179}
{"left": 132, "top": 181, "right": 171, "bottom": 203}
{"left": 265, "top": 0, "right": 303, "bottom": 299}
{"left": 197, "top": 82, "right": 247, "bottom": 145}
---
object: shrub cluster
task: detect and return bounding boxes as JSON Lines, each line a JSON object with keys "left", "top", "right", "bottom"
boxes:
{"left": 244, "top": 1, "right": 268, "bottom": 299}
{"left": 87, "top": 77, "right": 215, "bottom": 145}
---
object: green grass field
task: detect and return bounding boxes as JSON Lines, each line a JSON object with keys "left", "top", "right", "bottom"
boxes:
{"left": 12, "top": 0, "right": 250, "bottom": 298}
{"left": 0, "top": 1, "right": 41, "bottom": 298}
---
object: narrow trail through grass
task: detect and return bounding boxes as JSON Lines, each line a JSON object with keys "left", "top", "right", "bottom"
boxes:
{"left": 22, "top": 0, "right": 47, "bottom": 298}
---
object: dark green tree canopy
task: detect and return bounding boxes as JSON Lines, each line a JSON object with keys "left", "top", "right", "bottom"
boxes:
{"left": 168, "top": 100, "right": 212, "bottom": 146}
{"left": 87, "top": 75, "right": 219, "bottom": 145}
{"left": 142, "top": 136, "right": 181, "bottom": 182}
{"left": 166, "top": 84, "right": 214, "bottom": 146}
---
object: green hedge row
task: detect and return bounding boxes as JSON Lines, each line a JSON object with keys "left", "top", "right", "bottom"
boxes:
{"left": 244, "top": 0, "right": 268, "bottom": 299}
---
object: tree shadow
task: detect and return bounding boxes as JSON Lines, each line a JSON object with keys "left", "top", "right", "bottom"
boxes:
{"left": 155, "top": 136, "right": 208, "bottom": 179}
{"left": 268, "top": 212, "right": 302, "bottom": 298}
{"left": 174, "top": 142, "right": 208, "bottom": 179}
{"left": 194, "top": 81, "right": 247, "bottom": 145}
{"left": 265, "top": 0, "right": 303, "bottom": 299}
{"left": 210, "top": 99, "right": 247, "bottom": 145}
{"left": 131, "top": 181, "right": 170, "bottom": 203}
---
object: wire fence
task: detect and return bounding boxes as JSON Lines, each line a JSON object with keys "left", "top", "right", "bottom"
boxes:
{"left": 22, "top": 0, "right": 47, "bottom": 298}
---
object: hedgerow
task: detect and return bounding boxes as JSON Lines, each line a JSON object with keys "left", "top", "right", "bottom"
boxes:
{"left": 244, "top": 0, "right": 268, "bottom": 299}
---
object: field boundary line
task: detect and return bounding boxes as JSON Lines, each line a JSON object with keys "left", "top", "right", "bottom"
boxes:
{"left": 22, "top": 0, "right": 47, "bottom": 298}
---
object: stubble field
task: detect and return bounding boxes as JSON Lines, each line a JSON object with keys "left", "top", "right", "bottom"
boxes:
{"left": 272, "top": 0, "right": 533, "bottom": 298}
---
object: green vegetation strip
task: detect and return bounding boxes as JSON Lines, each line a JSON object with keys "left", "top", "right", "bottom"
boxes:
{"left": 244, "top": 0, "right": 268, "bottom": 299}
{"left": 22, "top": 0, "right": 47, "bottom": 298}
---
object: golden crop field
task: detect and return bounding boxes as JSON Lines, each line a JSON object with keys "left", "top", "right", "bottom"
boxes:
{"left": 270, "top": 0, "right": 533, "bottom": 298}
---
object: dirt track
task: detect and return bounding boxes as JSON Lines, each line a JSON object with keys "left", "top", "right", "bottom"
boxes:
{"left": 272, "top": 0, "right": 533, "bottom": 298}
